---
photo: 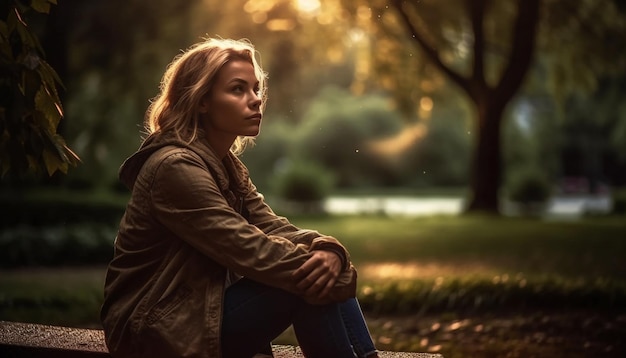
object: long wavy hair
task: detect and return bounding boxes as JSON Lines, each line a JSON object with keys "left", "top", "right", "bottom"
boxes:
{"left": 144, "top": 38, "right": 267, "bottom": 155}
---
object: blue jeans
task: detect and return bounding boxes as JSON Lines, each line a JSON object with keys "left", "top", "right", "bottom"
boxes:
{"left": 221, "top": 278, "right": 377, "bottom": 358}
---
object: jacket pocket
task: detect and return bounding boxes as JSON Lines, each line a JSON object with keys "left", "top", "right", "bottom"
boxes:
{"left": 145, "top": 284, "right": 193, "bottom": 325}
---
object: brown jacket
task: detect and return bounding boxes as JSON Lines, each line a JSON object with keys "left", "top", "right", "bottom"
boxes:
{"left": 100, "top": 132, "right": 356, "bottom": 357}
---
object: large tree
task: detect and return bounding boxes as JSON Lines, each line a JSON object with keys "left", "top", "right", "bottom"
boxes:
{"left": 393, "top": 0, "right": 539, "bottom": 213}
{"left": 340, "top": 0, "right": 625, "bottom": 214}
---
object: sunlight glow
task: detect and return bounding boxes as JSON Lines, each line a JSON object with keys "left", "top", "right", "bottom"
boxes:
{"left": 356, "top": 5, "right": 371, "bottom": 20}
{"left": 251, "top": 12, "right": 268, "bottom": 24}
{"left": 359, "top": 262, "right": 502, "bottom": 281}
{"left": 419, "top": 96, "right": 434, "bottom": 119}
{"left": 348, "top": 28, "right": 366, "bottom": 44}
{"left": 420, "top": 96, "right": 433, "bottom": 112}
{"left": 243, "top": 0, "right": 274, "bottom": 24}
{"left": 243, "top": 0, "right": 275, "bottom": 13}
{"left": 367, "top": 122, "right": 428, "bottom": 157}
{"left": 360, "top": 262, "right": 454, "bottom": 281}
{"left": 266, "top": 19, "right": 296, "bottom": 31}
{"left": 294, "top": 0, "right": 321, "bottom": 14}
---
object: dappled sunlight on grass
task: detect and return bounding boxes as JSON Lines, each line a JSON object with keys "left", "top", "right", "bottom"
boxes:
{"left": 359, "top": 261, "right": 499, "bottom": 281}
{"left": 293, "top": 215, "right": 626, "bottom": 279}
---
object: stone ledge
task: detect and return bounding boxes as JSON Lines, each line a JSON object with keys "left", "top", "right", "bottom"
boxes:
{"left": 0, "top": 321, "right": 443, "bottom": 358}
{"left": 271, "top": 344, "right": 443, "bottom": 358}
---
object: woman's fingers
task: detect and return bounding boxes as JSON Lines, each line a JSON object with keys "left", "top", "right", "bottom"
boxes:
{"left": 294, "top": 255, "right": 325, "bottom": 291}
{"left": 293, "top": 250, "right": 342, "bottom": 298}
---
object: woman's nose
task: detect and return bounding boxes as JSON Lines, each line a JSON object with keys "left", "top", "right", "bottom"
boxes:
{"left": 250, "top": 94, "right": 262, "bottom": 109}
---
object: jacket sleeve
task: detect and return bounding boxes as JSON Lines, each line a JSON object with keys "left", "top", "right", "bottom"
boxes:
{"left": 243, "top": 180, "right": 352, "bottom": 271}
{"left": 149, "top": 150, "right": 355, "bottom": 301}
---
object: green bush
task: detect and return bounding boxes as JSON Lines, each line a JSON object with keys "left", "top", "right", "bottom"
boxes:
{"left": 0, "top": 190, "right": 125, "bottom": 228}
{"left": 296, "top": 87, "right": 405, "bottom": 188}
{"left": 402, "top": 112, "right": 471, "bottom": 187}
{"left": 506, "top": 166, "right": 552, "bottom": 209}
{"left": 241, "top": 121, "right": 295, "bottom": 193}
{"left": 0, "top": 223, "right": 116, "bottom": 268}
{"left": 612, "top": 187, "right": 626, "bottom": 214}
{"left": 0, "top": 188, "right": 122, "bottom": 267}
{"left": 272, "top": 161, "right": 335, "bottom": 203}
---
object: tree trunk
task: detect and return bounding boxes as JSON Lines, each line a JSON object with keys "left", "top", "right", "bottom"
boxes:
{"left": 466, "top": 102, "right": 505, "bottom": 214}
{"left": 463, "top": 0, "right": 540, "bottom": 214}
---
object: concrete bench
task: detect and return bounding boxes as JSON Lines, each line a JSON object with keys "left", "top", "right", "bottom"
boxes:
{"left": 0, "top": 321, "right": 442, "bottom": 357}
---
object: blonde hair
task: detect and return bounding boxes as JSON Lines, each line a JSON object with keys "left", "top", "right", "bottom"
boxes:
{"left": 145, "top": 38, "right": 267, "bottom": 155}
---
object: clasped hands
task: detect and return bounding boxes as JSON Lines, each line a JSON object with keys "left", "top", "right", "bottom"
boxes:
{"left": 292, "top": 250, "right": 343, "bottom": 303}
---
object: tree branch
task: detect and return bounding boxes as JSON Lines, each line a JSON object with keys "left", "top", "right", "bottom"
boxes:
{"left": 390, "top": 0, "right": 469, "bottom": 90}
{"left": 467, "top": 0, "right": 487, "bottom": 86}
{"left": 496, "top": 0, "right": 540, "bottom": 101}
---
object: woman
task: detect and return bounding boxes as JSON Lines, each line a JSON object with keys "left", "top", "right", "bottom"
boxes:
{"left": 101, "top": 38, "right": 378, "bottom": 358}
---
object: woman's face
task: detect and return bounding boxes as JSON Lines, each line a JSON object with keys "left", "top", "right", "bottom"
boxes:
{"left": 200, "top": 59, "right": 262, "bottom": 146}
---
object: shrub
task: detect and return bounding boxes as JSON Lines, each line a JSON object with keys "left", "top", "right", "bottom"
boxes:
{"left": 0, "top": 189, "right": 125, "bottom": 228}
{"left": 0, "top": 223, "right": 116, "bottom": 268}
{"left": 296, "top": 87, "right": 404, "bottom": 188}
{"left": 613, "top": 187, "right": 626, "bottom": 214}
{"left": 271, "top": 160, "right": 335, "bottom": 204}
{"left": 506, "top": 166, "right": 552, "bottom": 214}
{"left": 241, "top": 121, "right": 294, "bottom": 193}
{"left": 402, "top": 112, "right": 471, "bottom": 187}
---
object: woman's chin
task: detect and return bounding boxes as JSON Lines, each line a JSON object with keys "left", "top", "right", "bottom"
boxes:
{"left": 245, "top": 125, "right": 261, "bottom": 137}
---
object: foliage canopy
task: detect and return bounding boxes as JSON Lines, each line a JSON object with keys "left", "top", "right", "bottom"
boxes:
{"left": 0, "top": 0, "right": 79, "bottom": 177}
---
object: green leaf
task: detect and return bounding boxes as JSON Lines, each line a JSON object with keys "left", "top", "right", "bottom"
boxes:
{"left": 10, "top": 7, "right": 45, "bottom": 54}
{"left": 0, "top": 20, "right": 10, "bottom": 42}
{"left": 38, "top": 60, "right": 64, "bottom": 89}
{"left": 40, "top": 128, "right": 81, "bottom": 170}
{"left": 35, "top": 84, "right": 63, "bottom": 130}
{"left": 31, "top": 0, "right": 52, "bottom": 14}
{"left": 51, "top": 136, "right": 79, "bottom": 173}
{"left": 52, "top": 134, "right": 81, "bottom": 167}
{"left": 42, "top": 147, "right": 65, "bottom": 175}
{"left": 6, "top": 7, "right": 20, "bottom": 34}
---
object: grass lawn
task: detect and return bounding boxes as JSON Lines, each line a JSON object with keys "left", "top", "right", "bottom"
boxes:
{"left": 291, "top": 214, "right": 626, "bottom": 279}
{"left": 286, "top": 215, "right": 626, "bottom": 357}
{"left": 1, "top": 214, "right": 625, "bottom": 357}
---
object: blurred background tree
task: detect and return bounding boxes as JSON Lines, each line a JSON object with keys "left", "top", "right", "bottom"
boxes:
{"left": 337, "top": 0, "right": 626, "bottom": 213}
{"left": 2, "top": 0, "right": 624, "bottom": 217}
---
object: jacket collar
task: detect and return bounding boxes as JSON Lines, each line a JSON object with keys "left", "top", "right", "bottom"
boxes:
{"left": 119, "top": 130, "right": 249, "bottom": 194}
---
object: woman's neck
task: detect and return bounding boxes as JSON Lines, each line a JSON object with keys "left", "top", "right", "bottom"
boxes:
{"left": 204, "top": 131, "right": 235, "bottom": 159}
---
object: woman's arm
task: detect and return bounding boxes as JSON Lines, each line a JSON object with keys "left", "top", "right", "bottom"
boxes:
{"left": 244, "top": 180, "right": 352, "bottom": 271}
{"left": 150, "top": 150, "right": 355, "bottom": 302}
{"left": 243, "top": 181, "right": 357, "bottom": 303}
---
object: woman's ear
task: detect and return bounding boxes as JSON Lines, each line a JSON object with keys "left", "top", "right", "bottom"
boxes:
{"left": 198, "top": 97, "right": 210, "bottom": 114}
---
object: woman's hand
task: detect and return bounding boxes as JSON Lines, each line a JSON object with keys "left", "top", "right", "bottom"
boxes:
{"left": 292, "top": 250, "right": 343, "bottom": 301}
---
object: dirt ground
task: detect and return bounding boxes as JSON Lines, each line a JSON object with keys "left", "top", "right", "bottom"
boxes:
{"left": 365, "top": 310, "right": 626, "bottom": 358}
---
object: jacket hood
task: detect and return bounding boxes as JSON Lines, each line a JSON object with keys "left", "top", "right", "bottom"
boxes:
{"left": 118, "top": 131, "right": 250, "bottom": 193}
